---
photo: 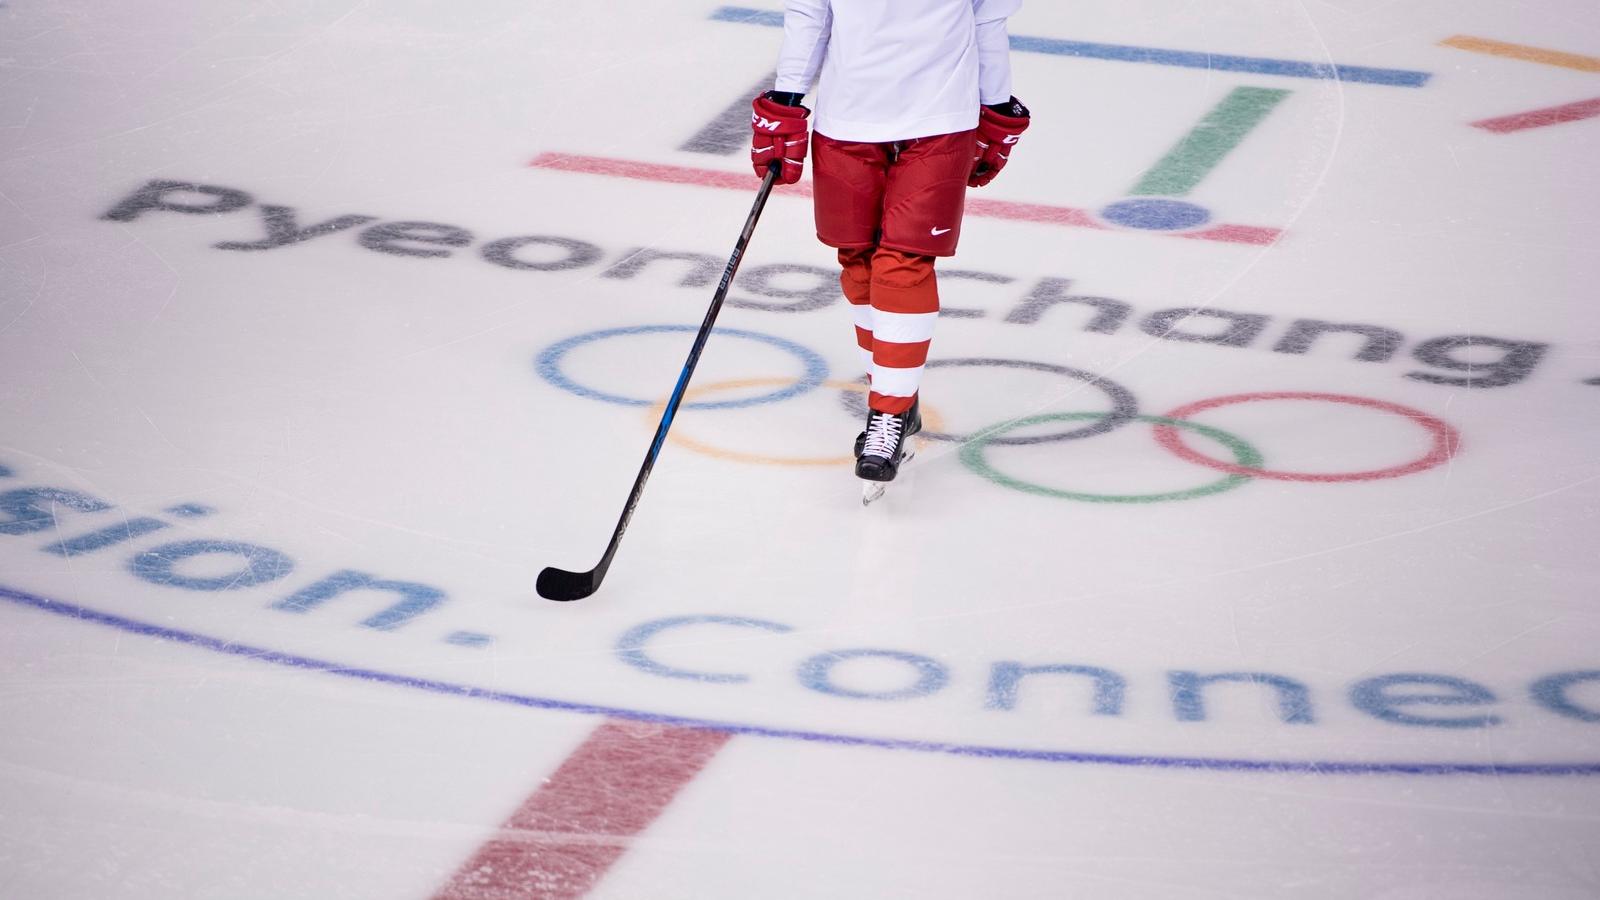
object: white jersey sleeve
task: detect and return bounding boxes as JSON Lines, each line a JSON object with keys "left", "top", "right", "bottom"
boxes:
{"left": 974, "top": 0, "right": 1022, "bottom": 23}
{"left": 974, "top": 0, "right": 1020, "bottom": 105}
{"left": 774, "top": 0, "right": 832, "bottom": 95}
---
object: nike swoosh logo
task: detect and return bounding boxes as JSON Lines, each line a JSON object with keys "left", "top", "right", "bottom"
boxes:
{"left": 931, "top": 227, "right": 952, "bottom": 235}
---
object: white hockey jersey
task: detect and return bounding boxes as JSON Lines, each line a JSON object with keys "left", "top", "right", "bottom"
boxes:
{"left": 774, "top": 0, "right": 1022, "bottom": 143}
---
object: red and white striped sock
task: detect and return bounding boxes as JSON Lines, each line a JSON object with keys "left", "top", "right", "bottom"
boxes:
{"left": 838, "top": 248, "right": 876, "bottom": 377}
{"left": 864, "top": 248, "right": 937, "bottom": 415}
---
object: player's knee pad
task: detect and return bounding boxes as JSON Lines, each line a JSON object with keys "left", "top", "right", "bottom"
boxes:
{"left": 837, "top": 247, "right": 874, "bottom": 306}
{"left": 869, "top": 249, "right": 938, "bottom": 314}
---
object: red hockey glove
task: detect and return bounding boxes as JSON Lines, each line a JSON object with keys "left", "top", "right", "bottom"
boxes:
{"left": 969, "top": 97, "right": 1030, "bottom": 188}
{"left": 751, "top": 92, "right": 810, "bottom": 184}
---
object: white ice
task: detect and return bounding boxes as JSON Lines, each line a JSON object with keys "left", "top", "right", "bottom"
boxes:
{"left": 2, "top": 1, "right": 1599, "bottom": 898}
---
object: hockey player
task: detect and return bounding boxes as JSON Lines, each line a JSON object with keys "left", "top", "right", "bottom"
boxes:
{"left": 750, "top": 0, "right": 1030, "bottom": 494}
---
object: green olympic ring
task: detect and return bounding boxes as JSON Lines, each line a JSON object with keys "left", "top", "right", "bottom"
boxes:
{"left": 959, "top": 412, "right": 1264, "bottom": 504}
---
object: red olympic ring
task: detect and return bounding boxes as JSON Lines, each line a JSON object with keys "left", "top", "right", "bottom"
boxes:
{"left": 1153, "top": 392, "right": 1461, "bottom": 483}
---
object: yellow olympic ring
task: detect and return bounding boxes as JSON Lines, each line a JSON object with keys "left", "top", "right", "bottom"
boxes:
{"left": 645, "top": 377, "right": 945, "bottom": 467}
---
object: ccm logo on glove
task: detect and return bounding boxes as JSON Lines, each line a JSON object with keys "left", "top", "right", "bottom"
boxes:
{"left": 750, "top": 91, "right": 811, "bottom": 184}
{"left": 970, "top": 97, "right": 1030, "bottom": 188}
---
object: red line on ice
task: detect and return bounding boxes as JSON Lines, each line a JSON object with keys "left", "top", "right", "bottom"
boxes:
{"left": 530, "top": 152, "right": 1282, "bottom": 246}
{"left": 1471, "top": 96, "right": 1600, "bottom": 133}
{"left": 435, "top": 719, "right": 732, "bottom": 900}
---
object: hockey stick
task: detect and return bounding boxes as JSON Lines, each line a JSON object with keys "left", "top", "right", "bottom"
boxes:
{"left": 537, "top": 162, "right": 782, "bottom": 602}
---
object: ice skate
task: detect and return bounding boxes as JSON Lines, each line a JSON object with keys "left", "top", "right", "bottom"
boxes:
{"left": 857, "top": 399, "right": 921, "bottom": 505}
{"left": 855, "top": 396, "right": 921, "bottom": 458}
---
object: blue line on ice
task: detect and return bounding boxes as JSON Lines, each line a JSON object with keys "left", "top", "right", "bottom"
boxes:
{"left": 6, "top": 583, "right": 1594, "bottom": 776}
{"left": 711, "top": 7, "right": 1432, "bottom": 88}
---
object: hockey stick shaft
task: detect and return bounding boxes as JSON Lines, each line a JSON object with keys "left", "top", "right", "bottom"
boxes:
{"left": 538, "top": 163, "right": 782, "bottom": 601}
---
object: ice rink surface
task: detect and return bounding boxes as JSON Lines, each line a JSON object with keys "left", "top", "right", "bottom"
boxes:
{"left": 3, "top": 1, "right": 1600, "bottom": 897}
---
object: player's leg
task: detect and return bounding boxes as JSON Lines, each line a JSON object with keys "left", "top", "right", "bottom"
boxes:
{"left": 854, "top": 132, "right": 974, "bottom": 482}
{"left": 812, "top": 133, "right": 892, "bottom": 458}
{"left": 861, "top": 248, "right": 936, "bottom": 418}
{"left": 869, "top": 130, "right": 975, "bottom": 415}
{"left": 811, "top": 133, "right": 890, "bottom": 258}
{"left": 853, "top": 247, "right": 932, "bottom": 482}
{"left": 839, "top": 247, "right": 875, "bottom": 379}
{"left": 838, "top": 246, "right": 878, "bottom": 460}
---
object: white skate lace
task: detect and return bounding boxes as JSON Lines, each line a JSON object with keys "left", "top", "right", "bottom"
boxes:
{"left": 861, "top": 412, "right": 903, "bottom": 459}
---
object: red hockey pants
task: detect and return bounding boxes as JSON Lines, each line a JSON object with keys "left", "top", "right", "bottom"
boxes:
{"left": 812, "top": 130, "right": 974, "bottom": 415}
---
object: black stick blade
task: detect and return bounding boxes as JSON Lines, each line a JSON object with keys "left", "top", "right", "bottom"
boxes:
{"left": 537, "top": 566, "right": 598, "bottom": 602}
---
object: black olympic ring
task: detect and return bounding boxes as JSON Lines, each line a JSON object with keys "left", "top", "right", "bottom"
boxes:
{"left": 837, "top": 358, "right": 1141, "bottom": 445}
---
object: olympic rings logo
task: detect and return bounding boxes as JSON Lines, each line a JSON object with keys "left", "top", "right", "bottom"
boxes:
{"left": 536, "top": 325, "right": 1463, "bottom": 504}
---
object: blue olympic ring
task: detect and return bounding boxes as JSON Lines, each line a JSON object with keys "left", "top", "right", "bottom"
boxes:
{"left": 536, "top": 325, "right": 829, "bottom": 410}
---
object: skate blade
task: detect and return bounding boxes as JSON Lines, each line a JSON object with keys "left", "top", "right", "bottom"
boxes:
{"left": 860, "top": 442, "right": 915, "bottom": 507}
{"left": 861, "top": 481, "right": 887, "bottom": 506}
